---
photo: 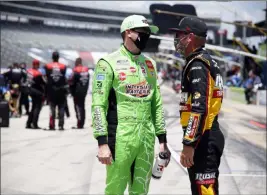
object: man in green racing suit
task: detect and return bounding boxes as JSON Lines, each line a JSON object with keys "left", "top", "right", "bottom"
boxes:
{"left": 91, "top": 15, "right": 171, "bottom": 195}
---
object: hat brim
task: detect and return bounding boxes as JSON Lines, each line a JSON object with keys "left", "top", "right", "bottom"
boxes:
{"left": 149, "top": 25, "right": 159, "bottom": 34}
{"left": 168, "top": 28, "right": 186, "bottom": 32}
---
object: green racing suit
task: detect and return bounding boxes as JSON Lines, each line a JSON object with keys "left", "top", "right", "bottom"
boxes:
{"left": 91, "top": 45, "right": 167, "bottom": 195}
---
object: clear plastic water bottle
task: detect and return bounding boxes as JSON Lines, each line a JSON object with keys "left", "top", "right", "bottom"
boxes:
{"left": 152, "top": 152, "right": 168, "bottom": 179}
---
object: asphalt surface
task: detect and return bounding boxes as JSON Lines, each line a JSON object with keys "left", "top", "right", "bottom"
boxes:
{"left": 1, "top": 84, "right": 266, "bottom": 195}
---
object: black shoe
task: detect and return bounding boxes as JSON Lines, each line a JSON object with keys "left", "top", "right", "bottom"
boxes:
{"left": 49, "top": 127, "right": 56, "bottom": 130}
{"left": 59, "top": 126, "right": 64, "bottom": 130}
{"left": 26, "top": 125, "right": 32, "bottom": 129}
{"left": 72, "top": 126, "right": 83, "bottom": 129}
{"left": 32, "top": 125, "right": 41, "bottom": 129}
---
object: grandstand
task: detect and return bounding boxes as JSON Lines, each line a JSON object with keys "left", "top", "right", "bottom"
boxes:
{"left": 0, "top": 1, "right": 223, "bottom": 68}
{"left": 0, "top": 1, "right": 138, "bottom": 68}
{"left": 1, "top": 23, "right": 122, "bottom": 66}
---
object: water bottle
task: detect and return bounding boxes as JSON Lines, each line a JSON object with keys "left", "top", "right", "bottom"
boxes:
{"left": 152, "top": 152, "right": 168, "bottom": 179}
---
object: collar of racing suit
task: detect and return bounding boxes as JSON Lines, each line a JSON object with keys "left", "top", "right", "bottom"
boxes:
{"left": 183, "top": 47, "right": 206, "bottom": 71}
{"left": 120, "top": 44, "right": 142, "bottom": 62}
{"left": 185, "top": 47, "right": 205, "bottom": 63}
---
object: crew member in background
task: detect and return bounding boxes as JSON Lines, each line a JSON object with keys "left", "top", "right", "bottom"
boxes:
{"left": 38, "top": 64, "right": 48, "bottom": 105}
{"left": 3, "top": 63, "right": 27, "bottom": 117}
{"left": 170, "top": 17, "right": 225, "bottom": 195}
{"left": 0, "top": 74, "right": 8, "bottom": 101}
{"left": 244, "top": 69, "right": 262, "bottom": 104}
{"left": 19, "top": 62, "right": 30, "bottom": 115}
{"left": 70, "top": 57, "right": 89, "bottom": 129}
{"left": 25, "top": 59, "right": 46, "bottom": 129}
{"left": 44, "top": 51, "right": 67, "bottom": 130}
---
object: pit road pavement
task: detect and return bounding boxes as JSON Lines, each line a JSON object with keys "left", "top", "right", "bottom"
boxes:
{"left": 1, "top": 84, "right": 266, "bottom": 194}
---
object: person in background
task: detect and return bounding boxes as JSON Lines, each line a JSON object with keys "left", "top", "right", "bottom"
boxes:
{"left": 3, "top": 63, "right": 27, "bottom": 117}
{"left": 44, "top": 51, "right": 67, "bottom": 130}
{"left": 0, "top": 74, "right": 8, "bottom": 101}
{"left": 226, "top": 64, "right": 242, "bottom": 87}
{"left": 252, "top": 45, "right": 257, "bottom": 54}
{"left": 25, "top": 59, "right": 46, "bottom": 129}
{"left": 70, "top": 57, "right": 89, "bottom": 129}
{"left": 19, "top": 62, "right": 30, "bottom": 115}
{"left": 244, "top": 69, "right": 262, "bottom": 104}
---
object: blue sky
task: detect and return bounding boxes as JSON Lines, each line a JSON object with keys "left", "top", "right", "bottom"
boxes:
{"left": 51, "top": 1, "right": 266, "bottom": 46}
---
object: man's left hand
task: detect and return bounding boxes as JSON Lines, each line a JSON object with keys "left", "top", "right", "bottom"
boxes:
{"left": 180, "top": 145, "right": 194, "bottom": 168}
{"left": 159, "top": 143, "right": 171, "bottom": 167}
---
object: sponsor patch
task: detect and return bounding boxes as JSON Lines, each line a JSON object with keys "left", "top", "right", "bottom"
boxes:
{"left": 185, "top": 114, "right": 200, "bottom": 140}
{"left": 125, "top": 81, "right": 151, "bottom": 97}
{"left": 119, "top": 72, "right": 126, "bottom": 81}
{"left": 51, "top": 67, "right": 62, "bottom": 82}
{"left": 129, "top": 67, "right": 136, "bottom": 73}
{"left": 192, "top": 101, "right": 200, "bottom": 107}
{"left": 149, "top": 71, "right": 155, "bottom": 77}
{"left": 115, "top": 67, "right": 128, "bottom": 71}
{"left": 213, "top": 89, "right": 223, "bottom": 98}
{"left": 95, "top": 90, "right": 104, "bottom": 95}
{"left": 195, "top": 172, "right": 216, "bottom": 185}
{"left": 96, "top": 74, "right": 105, "bottom": 81}
{"left": 179, "top": 104, "right": 191, "bottom": 112}
{"left": 94, "top": 107, "right": 105, "bottom": 132}
{"left": 125, "top": 99, "right": 151, "bottom": 103}
{"left": 98, "top": 64, "right": 107, "bottom": 72}
{"left": 212, "top": 59, "right": 220, "bottom": 69}
{"left": 96, "top": 81, "right": 102, "bottom": 88}
{"left": 193, "top": 92, "right": 201, "bottom": 99}
{"left": 192, "top": 78, "right": 201, "bottom": 83}
{"left": 145, "top": 60, "right": 154, "bottom": 70}
{"left": 215, "top": 74, "right": 224, "bottom": 90}
{"left": 142, "top": 19, "right": 148, "bottom": 24}
{"left": 180, "top": 92, "right": 188, "bottom": 103}
{"left": 116, "top": 59, "right": 130, "bottom": 66}
{"left": 190, "top": 66, "right": 202, "bottom": 71}
{"left": 141, "top": 65, "right": 147, "bottom": 77}
{"left": 161, "top": 109, "right": 167, "bottom": 131}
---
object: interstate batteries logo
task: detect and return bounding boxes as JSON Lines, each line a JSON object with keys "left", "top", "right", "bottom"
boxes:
{"left": 125, "top": 81, "right": 151, "bottom": 97}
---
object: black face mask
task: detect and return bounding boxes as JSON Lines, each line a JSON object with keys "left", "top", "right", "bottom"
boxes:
{"left": 131, "top": 32, "right": 150, "bottom": 51}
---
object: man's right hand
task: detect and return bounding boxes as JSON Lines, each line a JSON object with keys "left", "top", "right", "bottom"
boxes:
{"left": 97, "top": 144, "right": 113, "bottom": 165}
